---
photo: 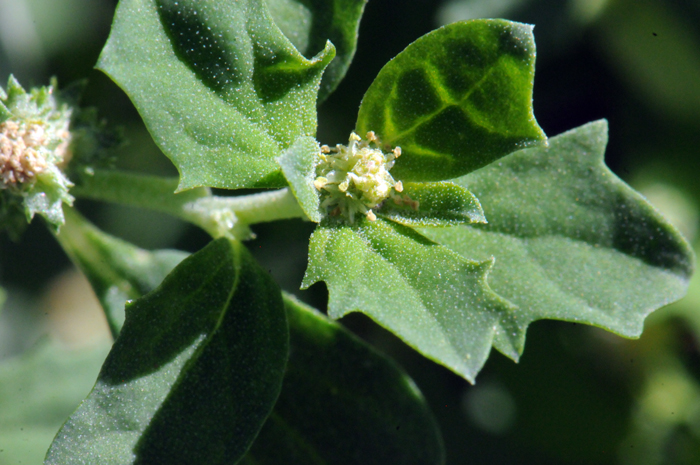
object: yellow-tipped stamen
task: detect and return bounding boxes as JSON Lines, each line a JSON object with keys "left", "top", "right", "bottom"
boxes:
{"left": 314, "top": 131, "right": 406, "bottom": 223}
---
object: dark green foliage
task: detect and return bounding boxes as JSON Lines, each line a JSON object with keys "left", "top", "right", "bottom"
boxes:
{"left": 45, "top": 239, "right": 288, "bottom": 464}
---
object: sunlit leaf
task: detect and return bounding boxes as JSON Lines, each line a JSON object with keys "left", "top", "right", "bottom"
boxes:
{"left": 303, "top": 218, "right": 518, "bottom": 382}
{"left": 377, "top": 181, "right": 486, "bottom": 227}
{"left": 278, "top": 135, "right": 322, "bottom": 222}
{"left": 98, "top": 0, "right": 334, "bottom": 190}
{"left": 424, "top": 120, "right": 694, "bottom": 344}
{"left": 356, "top": 19, "right": 546, "bottom": 182}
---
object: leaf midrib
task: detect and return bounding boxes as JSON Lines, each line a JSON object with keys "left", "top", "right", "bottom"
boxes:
{"left": 385, "top": 64, "right": 497, "bottom": 144}
{"left": 353, "top": 223, "right": 474, "bottom": 368}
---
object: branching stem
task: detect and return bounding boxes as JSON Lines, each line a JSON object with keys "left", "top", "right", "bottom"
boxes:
{"left": 72, "top": 169, "right": 308, "bottom": 240}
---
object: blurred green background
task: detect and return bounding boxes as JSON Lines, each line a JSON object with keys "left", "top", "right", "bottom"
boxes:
{"left": 1, "top": 0, "right": 700, "bottom": 463}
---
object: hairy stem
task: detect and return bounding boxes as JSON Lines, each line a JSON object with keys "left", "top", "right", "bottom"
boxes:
{"left": 72, "top": 170, "right": 308, "bottom": 239}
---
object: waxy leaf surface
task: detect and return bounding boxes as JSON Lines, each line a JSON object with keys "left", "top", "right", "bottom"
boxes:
{"left": 45, "top": 238, "right": 288, "bottom": 465}
{"left": 57, "top": 208, "right": 187, "bottom": 336}
{"left": 424, "top": 121, "right": 694, "bottom": 344}
{"left": 241, "top": 295, "right": 444, "bottom": 465}
{"left": 98, "top": 0, "right": 334, "bottom": 190}
{"left": 267, "top": 0, "right": 368, "bottom": 102}
{"left": 356, "top": 19, "right": 546, "bottom": 182}
{"left": 303, "top": 218, "right": 519, "bottom": 382}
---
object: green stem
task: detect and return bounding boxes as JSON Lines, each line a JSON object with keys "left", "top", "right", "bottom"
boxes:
{"left": 54, "top": 208, "right": 125, "bottom": 340}
{"left": 72, "top": 170, "right": 308, "bottom": 239}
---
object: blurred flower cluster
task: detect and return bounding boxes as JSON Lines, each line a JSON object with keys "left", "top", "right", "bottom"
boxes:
{"left": 1, "top": 77, "right": 73, "bottom": 237}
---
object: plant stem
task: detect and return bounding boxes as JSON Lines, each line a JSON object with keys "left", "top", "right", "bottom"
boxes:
{"left": 54, "top": 208, "right": 124, "bottom": 340}
{"left": 72, "top": 169, "right": 309, "bottom": 239}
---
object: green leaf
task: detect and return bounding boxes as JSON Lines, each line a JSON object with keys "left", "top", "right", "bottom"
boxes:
{"left": 0, "top": 341, "right": 110, "bottom": 465}
{"left": 45, "top": 238, "right": 288, "bottom": 464}
{"left": 278, "top": 135, "right": 322, "bottom": 222}
{"left": 423, "top": 120, "right": 694, "bottom": 342}
{"left": 377, "top": 181, "right": 486, "bottom": 227}
{"left": 267, "top": 0, "right": 368, "bottom": 103}
{"left": 356, "top": 19, "right": 546, "bottom": 182}
{"left": 303, "top": 218, "right": 518, "bottom": 383}
{"left": 98, "top": 0, "right": 335, "bottom": 190}
{"left": 241, "top": 294, "right": 444, "bottom": 465}
{"left": 56, "top": 208, "right": 188, "bottom": 337}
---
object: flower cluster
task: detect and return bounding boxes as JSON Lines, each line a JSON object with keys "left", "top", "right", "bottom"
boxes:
{"left": 1, "top": 76, "right": 74, "bottom": 234}
{"left": 1, "top": 118, "right": 71, "bottom": 185}
{"left": 314, "top": 131, "right": 405, "bottom": 222}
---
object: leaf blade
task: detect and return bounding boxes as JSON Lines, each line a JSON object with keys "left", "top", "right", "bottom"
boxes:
{"left": 278, "top": 135, "right": 322, "bottom": 222}
{"left": 98, "top": 0, "right": 334, "bottom": 190}
{"left": 241, "top": 294, "right": 444, "bottom": 465}
{"left": 423, "top": 120, "right": 694, "bottom": 342}
{"left": 303, "top": 219, "right": 518, "bottom": 382}
{"left": 377, "top": 181, "right": 486, "bottom": 227}
{"left": 45, "top": 238, "right": 288, "bottom": 464}
{"left": 267, "top": 0, "right": 368, "bottom": 102}
{"left": 356, "top": 19, "right": 546, "bottom": 182}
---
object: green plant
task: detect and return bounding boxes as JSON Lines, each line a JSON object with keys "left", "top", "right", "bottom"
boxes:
{"left": 0, "top": 0, "right": 694, "bottom": 463}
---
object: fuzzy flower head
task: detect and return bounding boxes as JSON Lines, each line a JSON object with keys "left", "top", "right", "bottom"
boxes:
{"left": 314, "top": 131, "right": 405, "bottom": 222}
{"left": 1, "top": 76, "right": 74, "bottom": 236}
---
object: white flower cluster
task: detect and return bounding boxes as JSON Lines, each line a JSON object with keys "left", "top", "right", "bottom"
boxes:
{"left": 314, "top": 131, "right": 403, "bottom": 222}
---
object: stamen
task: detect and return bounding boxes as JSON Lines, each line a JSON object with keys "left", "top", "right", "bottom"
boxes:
{"left": 314, "top": 131, "right": 404, "bottom": 223}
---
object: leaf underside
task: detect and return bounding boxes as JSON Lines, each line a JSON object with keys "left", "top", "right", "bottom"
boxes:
{"left": 45, "top": 238, "right": 288, "bottom": 465}
{"left": 241, "top": 295, "right": 445, "bottom": 465}
{"left": 356, "top": 19, "right": 547, "bottom": 182}
{"left": 98, "top": 0, "right": 334, "bottom": 191}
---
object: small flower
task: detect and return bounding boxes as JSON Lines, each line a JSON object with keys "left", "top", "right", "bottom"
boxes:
{"left": 314, "top": 131, "right": 410, "bottom": 223}
{"left": 1, "top": 76, "right": 74, "bottom": 236}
